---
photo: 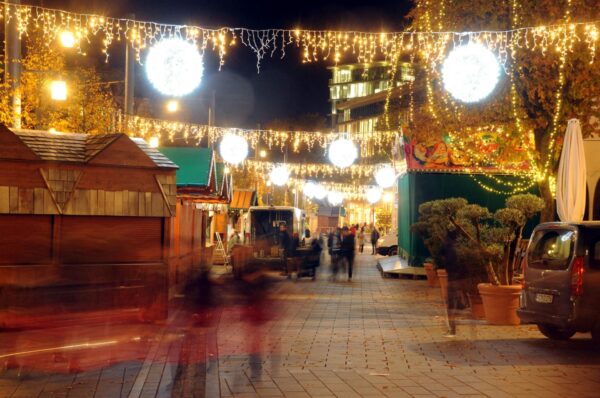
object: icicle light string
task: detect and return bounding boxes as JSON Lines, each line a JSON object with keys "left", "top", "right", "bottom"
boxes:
{"left": 127, "top": 115, "right": 396, "bottom": 154}
{"left": 1, "top": 1, "right": 599, "bottom": 70}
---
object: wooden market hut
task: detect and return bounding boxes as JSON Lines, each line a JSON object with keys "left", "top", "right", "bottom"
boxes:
{"left": 158, "top": 147, "right": 231, "bottom": 293}
{"left": 0, "top": 126, "right": 178, "bottom": 328}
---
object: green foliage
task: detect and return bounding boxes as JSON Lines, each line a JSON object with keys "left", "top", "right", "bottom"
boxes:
{"left": 505, "top": 194, "right": 546, "bottom": 219}
{"left": 413, "top": 193, "right": 545, "bottom": 285}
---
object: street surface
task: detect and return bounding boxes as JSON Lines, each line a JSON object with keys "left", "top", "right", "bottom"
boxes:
{"left": 1, "top": 250, "right": 599, "bottom": 397}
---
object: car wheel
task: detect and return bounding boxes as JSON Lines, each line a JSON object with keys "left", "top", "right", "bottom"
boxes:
{"left": 537, "top": 323, "right": 576, "bottom": 340}
{"left": 388, "top": 246, "right": 398, "bottom": 256}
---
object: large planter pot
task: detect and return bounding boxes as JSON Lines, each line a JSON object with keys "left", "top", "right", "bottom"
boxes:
{"left": 424, "top": 263, "right": 439, "bottom": 287}
{"left": 467, "top": 292, "right": 486, "bottom": 320}
{"left": 436, "top": 269, "right": 448, "bottom": 302}
{"left": 477, "top": 283, "right": 522, "bottom": 325}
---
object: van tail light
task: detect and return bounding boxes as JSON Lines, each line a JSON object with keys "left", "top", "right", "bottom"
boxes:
{"left": 571, "top": 256, "right": 585, "bottom": 297}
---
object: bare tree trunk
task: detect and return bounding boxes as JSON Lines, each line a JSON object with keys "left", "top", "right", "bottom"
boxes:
{"left": 538, "top": 179, "right": 555, "bottom": 223}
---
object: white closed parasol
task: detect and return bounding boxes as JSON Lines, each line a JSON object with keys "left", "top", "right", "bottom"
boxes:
{"left": 556, "top": 119, "right": 587, "bottom": 222}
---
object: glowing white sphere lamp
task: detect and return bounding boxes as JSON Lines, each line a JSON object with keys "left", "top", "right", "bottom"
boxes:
{"left": 327, "top": 191, "right": 344, "bottom": 206}
{"left": 375, "top": 165, "right": 397, "bottom": 189}
{"left": 269, "top": 164, "right": 290, "bottom": 186}
{"left": 441, "top": 42, "right": 500, "bottom": 103}
{"left": 219, "top": 133, "right": 249, "bottom": 165}
{"left": 366, "top": 187, "right": 382, "bottom": 204}
{"left": 145, "top": 38, "right": 203, "bottom": 97}
{"left": 59, "top": 31, "right": 76, "bottom": 48}
{"left": 328, "top": 138, "right": 358, "bottom": 168}
{"left": 303, "top": 181, "right": 317, "bottom": 198}
{"left": 313, "top": 184, "right": 327, "bottom": 200}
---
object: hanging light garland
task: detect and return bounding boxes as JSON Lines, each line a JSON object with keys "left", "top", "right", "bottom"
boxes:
{"left": 125, "top": 115, "right": 396, "bottom": 154}
{"left": 0, "top": 2, "right": 598, "bottom": 73}
{"left": 246, "top": 159, "right": 378, "bottom": 179}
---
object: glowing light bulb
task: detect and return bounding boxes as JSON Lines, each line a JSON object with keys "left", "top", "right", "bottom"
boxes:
{"left": 149, "top": 136, "right": 160, "bottom": 148}
{"left": 50, "top": 80, "right": 67, "bottom": 101}
{"left": 60, "top": 31, "right": 76, "bottom": 48}
{"left": 219, "top": 133, "right": 248, "bottom": 165}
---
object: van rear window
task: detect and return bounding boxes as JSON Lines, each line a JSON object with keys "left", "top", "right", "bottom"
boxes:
{"left": 528, "top": 229, "right": 574, "bottom": 270}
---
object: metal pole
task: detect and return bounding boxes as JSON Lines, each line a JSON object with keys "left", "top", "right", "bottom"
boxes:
{"left": 4, "top": 0, "right": 22, "bottom": 128}
{"left": 208, "top": 90, "right": 215, "bottom": 126}
{"left": 124, "top": 14, "right": 135, "bottom": 130}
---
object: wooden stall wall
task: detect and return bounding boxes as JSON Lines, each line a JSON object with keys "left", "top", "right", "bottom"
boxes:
{"left": 167, "top": 200, "right": 208, "bottom": 296}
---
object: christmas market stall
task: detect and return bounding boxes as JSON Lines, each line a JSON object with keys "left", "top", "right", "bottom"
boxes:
{"left": 158, "top": 147, "right": 230, "bottom": 291}
{"left": 0, "top": 125, "right": 177, "bottom": 328}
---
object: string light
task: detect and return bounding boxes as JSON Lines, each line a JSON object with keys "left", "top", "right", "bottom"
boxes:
{"left": 125, "top": 115, "right": 397, "bottom": 154}
{"left": 0, "top": 2, "right": 595, "bottom": 73}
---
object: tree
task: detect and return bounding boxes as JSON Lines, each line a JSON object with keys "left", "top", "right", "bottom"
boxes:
{"left": 2, "top": 28, "right": 117, "bottom": 134}
{"left": 406, "top": 0, "right": 600, "bottom": 221}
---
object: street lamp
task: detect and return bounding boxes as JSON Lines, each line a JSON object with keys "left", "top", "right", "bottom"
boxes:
{"left": 166, "top": 99, "right": 179, "bottom": 113}
{"left": 50, "top": 80, "right": 67, "bottom": 101}
{"left": 259, "top": 149, "right": 267, "bottom": 158}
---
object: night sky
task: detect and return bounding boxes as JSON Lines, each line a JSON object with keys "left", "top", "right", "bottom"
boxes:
{"left": 39, "top": 0, "right": 414, "bottom": 128}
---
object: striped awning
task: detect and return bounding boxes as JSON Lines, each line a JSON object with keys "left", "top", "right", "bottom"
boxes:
{"left": 230, "top": 190, "right": 256, "bottom": 210}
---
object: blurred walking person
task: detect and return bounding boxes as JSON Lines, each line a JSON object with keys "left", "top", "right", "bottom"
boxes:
{"left": 370, "top": 226, "right": 380, "bottom": 255}
{"left": 328, "top": 228, "right": 342, "bottom": 281}
{"left": 358, "top": 227, "right": 366, "bottom": 253}
{"left": 439, "top": 229, "right": 464, "bottom": 337}
{"left": 340, "top": 226, "right": 356, "bottom": 281}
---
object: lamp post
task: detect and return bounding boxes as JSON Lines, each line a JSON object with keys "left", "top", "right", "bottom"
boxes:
{"left": 4, "top": 0, "right": 22, "bottom": 128}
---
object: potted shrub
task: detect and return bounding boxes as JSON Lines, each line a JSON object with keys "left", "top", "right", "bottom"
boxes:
{"left": 412, "top": 201, "right": 455, "bottom": 289}
{"left": 450, "top": 195, "right": 544, "bottom": 325}
{"left": 413, "top": 194, "right": 544, "bottom": 324}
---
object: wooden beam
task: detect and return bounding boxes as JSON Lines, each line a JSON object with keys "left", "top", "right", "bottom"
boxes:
{"left": 154, "top": 175, "right": 175, "bottom": 217}
{"left": 39, "top": 168, "right": 62, "bottom": 214}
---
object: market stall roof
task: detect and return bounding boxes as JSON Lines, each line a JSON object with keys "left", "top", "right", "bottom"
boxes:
{"left": 158, "top": 147, "right": 214, "bottom": 188}
{"left": 4, "top": 127, "right": 177, "bottom": 169}
{"left": 230, "top": 190, "right": 257, "bottom": 210}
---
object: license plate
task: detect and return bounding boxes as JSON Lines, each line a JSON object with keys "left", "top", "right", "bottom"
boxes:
{"left": 535, "top": 293, "right": 553, "bottom": 304}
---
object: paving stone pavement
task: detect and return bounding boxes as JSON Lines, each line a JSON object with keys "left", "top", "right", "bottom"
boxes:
{"left": 1, "top": 250, "right": 600, "bottom": 397}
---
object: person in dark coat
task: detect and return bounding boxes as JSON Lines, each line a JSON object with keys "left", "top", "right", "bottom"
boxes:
{"left": 439, "top": 229, "right": 465, "bottom": 337}
{"left": 340, "top": 226, "right": 356, "bottom": 281}
{"left": 278, "top": 223, "right": 291, "bottom": 275}
{"left": 370, "top": 226, "right": 380, "bottom": 255}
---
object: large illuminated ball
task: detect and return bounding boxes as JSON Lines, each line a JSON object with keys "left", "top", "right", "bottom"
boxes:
{"left": 219, "top": 133, "right": 249, "bottom": 165}
{"left": 328, "top": 138, "right": 358, "bottom": 168}
{"left": 313, "top": 184, "right": 327, "bottom": 200}
{"left": 145, "top": 38, "right": 204, "bottom": 97}
{"left": 269, "top": 165, "right": 290, "bottom": 186}
{"left": 303, "top": 181, "right": 317, "bottom": 198}
{"left": 375, "top": 165, "right": 396, "bottom": 189}
{"left": 366, "top": 187, "right": 382, "bottom": 204}
{"left": 441, "top": 42, "right": 500, "bottom": 103}
{"left": 327, "top": 191, "right": 344, "bottom": 206}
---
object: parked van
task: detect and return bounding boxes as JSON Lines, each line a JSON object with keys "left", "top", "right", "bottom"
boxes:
{"left": 517, "top": 222, "right": 600, "bottom": 344}
{"left": 376, "top": 231, "right": 398, "bottom": 256}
